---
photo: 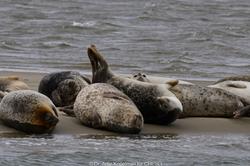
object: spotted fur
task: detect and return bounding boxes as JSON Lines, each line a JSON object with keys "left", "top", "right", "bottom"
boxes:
{"left": 0, "top": 90, "right": 59, "bottom": 133}
{"left": 74, "top": 83, "right": 143, "bottom": 133}
{"left": 38, "top": 71, "right": 90, "bottom": 107}
{"left": 87, "top": 45, "right": 183, "bottom": 125}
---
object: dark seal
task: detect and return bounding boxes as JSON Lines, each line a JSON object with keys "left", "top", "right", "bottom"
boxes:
{"left": 87, "top": 45, "right": 183, "bottom": 125}
{"left": 38, "top": 71, "right": 90, "bottom": 107}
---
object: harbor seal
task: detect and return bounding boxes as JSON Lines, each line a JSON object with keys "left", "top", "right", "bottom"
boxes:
{"left": 208, "top": 81, "right": 250, "bottom": 103}
{"left": 38, "top": 71, "right": 90, "bottom": 107}
{"left": 87, "top": 45, "right": 183, "bottom": 125}
{"left": 133, "top": 73, "right": 250, "bottom": 118}
{"left": 74, "top": 83, "right": 143, "bottom": 133}
{"left": 214, "top": 75, "right": 250, "bottom": 83}
{"left": 0, "top": 76, "right": 29, "bottom": 92}
{"left": 131, "top": 73, "right": 193, "bottom": 85}
{"left": 0, "top": 90, "right": 59, "bottom": 134}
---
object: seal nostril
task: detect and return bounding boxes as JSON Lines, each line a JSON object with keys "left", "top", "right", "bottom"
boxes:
{"left": 45, "top": 113, "right": 59, "bottom": 125}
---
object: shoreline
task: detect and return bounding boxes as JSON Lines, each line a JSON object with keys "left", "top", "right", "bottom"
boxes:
{"left": 0, "top": 70, "right": 250, "bottom": 136}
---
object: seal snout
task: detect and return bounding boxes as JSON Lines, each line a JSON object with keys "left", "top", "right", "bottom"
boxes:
{"left": 44, "top": 112, "right": 59, "bottom": 126}
{"left": 157, "top": 96, "right": 183, "bottom": 113}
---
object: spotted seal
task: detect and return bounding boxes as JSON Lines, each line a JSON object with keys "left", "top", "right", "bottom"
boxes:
{"left": 38, "top": 71, "right": 90, "bottom": 107}
{"left": 208, "top": 81, "right": 250, "bottom": 103}
{"left": 0, "top": 76, "right": 29, "bottom": 92}
{"left": 131, "top": 73, "right": 193, "bottom": 85}
{"left": 87, "top": 45, "right": 183, "bottom": 125}
{"left": 214, "top": 75, "right": 250, "bottom": 83}
{"left": 0, "top": 90, "right": 59, "bottom": 134}
{"left": 74, "top": 83, "right": 143, "bottom": 133}
{"left": 132, "top": 73, "right": 250, "bottom": 118}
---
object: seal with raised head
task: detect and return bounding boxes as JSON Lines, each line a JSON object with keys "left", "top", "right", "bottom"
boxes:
{"left": 74, "top": 83, "right": 143, "bottom": 133}
{"left": 87, "top": 45, "right": 183, "bottom": 125}
{"left": 131, "top": 73, "right": 193, "bottom": 85}
{"left": 132, "top": 73, "right": 250, "bottom": 118}
{"left": 38, "top": 71, "right": 90, "bottom": 107}
{"left": 0, "top": 90, "right": 59, "bottom": 134}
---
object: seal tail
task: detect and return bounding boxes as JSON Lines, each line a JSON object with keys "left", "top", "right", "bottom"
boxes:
{"left": 58, "top": 105, "right": 76, "bottom": 117}
{"left": 87, "top": 45, "right": 113, "bottom": 83}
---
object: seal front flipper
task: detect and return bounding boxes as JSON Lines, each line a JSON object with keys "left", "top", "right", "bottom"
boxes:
{"left": 226, "top": 82, "right": 247, "bottom": 89}
{"left": 58, "top": 105, "right": 75, "bottom": 117}
{"left": 233, "top": 105, "right": 250, "bottom": 118}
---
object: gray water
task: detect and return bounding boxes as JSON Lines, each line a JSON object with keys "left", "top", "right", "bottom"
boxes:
{"left": 1, "top": 0, "right": 250, "bottom": 165}
{"left": 0, "top": 0, "right": 250, "bottom": 80}
{"left": 1, "top": 134, "right": 250, "bottom": 166}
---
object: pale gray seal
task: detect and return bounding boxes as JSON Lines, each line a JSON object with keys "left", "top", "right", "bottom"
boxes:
{"left": 208, "top": 81, "right": 250, "bottom": 103}
{"left": 0, "top": 76, "right": 29, "bottom": 92}
{"left": 38, "top": 71, "right": 90, "bottom": 107}
{"left": 214, "top": 75, "right": 250, "bottom": 83}
{"left": 132, "top": 73, "right": 250, "bottom": 118}
{"left": 87, "top": 45, "right": 183, "bottom": 125}
{"left": 74, "top": 83, "right": 143, "bottom": 133}
{"left": 131, "top": 73, "right": 193, "bottom": 85}
{"left": 0, "top": 90, "right": 59, "bottom": 134}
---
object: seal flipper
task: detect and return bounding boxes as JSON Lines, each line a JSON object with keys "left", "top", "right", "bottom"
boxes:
{"left": 87, "top": 45, "right": 113, "bottom": 83}
{"left": 58, "top": 105, "right": 75, "bottom": 117}
{"left": 0, "top": 91, "right": 8, "bottom": 101}
{"left": 233, "top": 105, "right": 250, "bottom": 118}
{"left": 226, "top": 82, "right": 247, "bottom": 89}
{"left": 166, "top": 80, "right": 179, "bottom": 87}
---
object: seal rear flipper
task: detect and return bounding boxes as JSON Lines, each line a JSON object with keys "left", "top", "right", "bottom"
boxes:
{"left": 233, "top": 105, "right": 250, "bottom": 118}
{"left": 58, "top": 105, "right": 75, "bottom": 117}
{"left": 166, "top": 80, "right": 179, "bottom": 87}
{"left": 0, "top": 91, "right": 9, "bottom": 101}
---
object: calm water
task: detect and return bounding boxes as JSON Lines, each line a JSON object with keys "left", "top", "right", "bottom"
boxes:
{"left": 1, "top": 0, "right": 250, "bottom": 165}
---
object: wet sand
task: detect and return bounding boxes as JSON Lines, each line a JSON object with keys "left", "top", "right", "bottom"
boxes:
{"left": 0, "top": 71, "right": 249, "bottom": 135}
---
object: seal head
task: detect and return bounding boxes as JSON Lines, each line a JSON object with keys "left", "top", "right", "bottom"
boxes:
{"left": 0, "top": 90, "right": 59, "bottom": 134}
{"left": 38, "top": 71, "right": 90, "bottom": 107}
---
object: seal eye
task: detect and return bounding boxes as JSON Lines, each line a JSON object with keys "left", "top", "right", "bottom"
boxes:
{"left": 142, "top": 74, "right": 146, "bottom": 77}
{"left": 133, "top": 75, "right": 137, "bottom": 78}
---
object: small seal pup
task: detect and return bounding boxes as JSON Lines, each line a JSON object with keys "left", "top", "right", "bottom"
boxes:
{"left": 38, "top": 71, "right": 90, "bottom": 107}
{"left": 74, "top": 83, "right": 143, "bottom": 133}
{"left": 0, "top": 90, "right": 59, "bottom": 134}
{"left": 131, "top": 73, "right": 193, "bottom": 85}
{"left": 132, "top": 73, "right": 250, "bottom": 118}
{"left": 87, "top": 45, "right": 183, "bottom": 125}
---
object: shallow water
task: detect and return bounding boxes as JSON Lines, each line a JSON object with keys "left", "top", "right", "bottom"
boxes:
{"left": 0, "top": 134, "right": 250, "bottom": 166}
{"left": 1, "top": 0, "right": 250, "bottom": 165}
{"left": 0, "top": 0, "right": 250, "bottom": 80}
